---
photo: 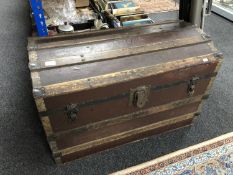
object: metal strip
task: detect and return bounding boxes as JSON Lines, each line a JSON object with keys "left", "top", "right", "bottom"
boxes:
{"left": 31, "top": 72, "right": 47, "bottom": 112}
{"left": 39, "top": 72, "right": 217, "bottom": 117}
{"left": 47, "top": 95, "right": 204, "bottom": 141}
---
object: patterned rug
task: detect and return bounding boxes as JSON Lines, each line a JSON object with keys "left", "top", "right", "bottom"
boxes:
{"left": 132, "top": 0, "right": 179, "bottom": 14}
{"left": 110, "top": 132, "right": 233, "bottom": 175}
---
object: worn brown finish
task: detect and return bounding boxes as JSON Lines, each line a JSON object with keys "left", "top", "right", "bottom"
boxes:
{"left": 39, "top": 44, "right": 214, "bottom": 86}
{"left": 31, "top": 37, "right": 209, "bottom": 72}
{"left": 49, "top": 97, "right": 201, "bottom": 141}
{"left": 28, "top": 21, "right": 223, "bottom": 163}
{"left": 57, "top": 113, "right": 195, "bottom": 156}
{"left": 49, "top": 95, "right": 205, "bottom": 140}
{"left": 43, "top": 61, "right": 217, "bottom": 110}
{"left": 60, "top": 117, "right": 194, "bottom": 163}
{"left": 48, "top": 78, "right": 210, "bottom": 133}
{"left": 28, "top": 20, "right": 181, "bottom": 51}
{"left": 35, "top": 26, "right": 198, "bottom": 62}
{"left": 55, "top": 104, "right": 199, "bottom": 150}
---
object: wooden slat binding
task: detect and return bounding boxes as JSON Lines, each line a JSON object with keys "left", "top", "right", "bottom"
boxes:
{"left": 40, "top": 118, "right": 62, "bottom": 164}
{"left": 55, "top": 113, "right": 195, "bottom": 156}
{"left": 39, "top": 71, "right": 216, "bottom": 117}
{"left": 31, "top": 72, "right": 41, "bottom": 87}
{"left": 33, "top": 23, "right": 186, "bottom": 51}
{"left": 35, "top": 98, "right": 47, "bottom": 112}
{"left": 49, "top": 141, "right": 62, "bottom": 164}
{"left": 30, "top": 60, "right": 47, "bottom": 111}
{"left": 194, "top": 56, "right": 223, "bottom": 116}
{"left": 29, "top": 37, "right": 211, "bottom": 71}
{"left": 46, "top": 95, "right": 203, "bottom": 140}
{"left": 27, "top": 20, "right": 182, "bottom": 51}
{"left": 31, "top": 74, "right": 46, "bottom": 100}
{"left": 39, "top": 54, "right": 218, "bottom": 98}
{"left": 30, "top": 72, "right": 47, "bottom": 110}
{"left": 60, "top": 123, "right": 193, "bottom": 163}
{"left": 195, "top": 77, "right": 215, "bottom": 115}
{"left": 41, "top": 116, "right": 53, "bottom": 136}
{"left": 49, "top": 141, "right": 59, "bottom": 153}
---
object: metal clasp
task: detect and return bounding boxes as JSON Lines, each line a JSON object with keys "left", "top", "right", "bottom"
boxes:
{"left": 188, "top": 77, "right": 200, "bottom": 96}
{"left": 66, "top": 104, "right": 79, "bottom": 121}
{"left": 129, "top": 86, "right": 150, "bottom": 108}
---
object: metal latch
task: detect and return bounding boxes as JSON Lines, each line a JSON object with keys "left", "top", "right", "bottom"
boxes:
{"left": 66, "top": 104, "right": 79, "bottom": 121}
{"left": 188, "top": 77, "right": 200, "bottom": 96}
{"left": 129, "top": 86, "right": 150, "bottom": 108}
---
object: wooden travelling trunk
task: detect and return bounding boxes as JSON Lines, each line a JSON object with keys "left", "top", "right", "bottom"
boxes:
{"left": 27, "top": 21, "right": 223, "bottom": 164}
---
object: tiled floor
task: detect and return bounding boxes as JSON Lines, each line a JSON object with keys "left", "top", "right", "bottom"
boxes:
{"left": 133, "top": 0, "right": 179, "bottom": 13}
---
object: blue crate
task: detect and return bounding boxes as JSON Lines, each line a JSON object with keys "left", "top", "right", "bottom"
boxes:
{"left": 29, "top": 0, "right": 48, "bottom": 37}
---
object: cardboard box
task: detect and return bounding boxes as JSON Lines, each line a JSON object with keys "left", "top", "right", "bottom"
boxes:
{"left": 76, "top": 0, "right": 89, "bottom": 8}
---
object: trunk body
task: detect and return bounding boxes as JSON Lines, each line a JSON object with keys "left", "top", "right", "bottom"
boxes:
{"left": 28, "top": 21, "right": 223, "bottom": 164}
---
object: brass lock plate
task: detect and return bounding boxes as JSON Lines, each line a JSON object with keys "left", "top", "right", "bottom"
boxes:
{"left": 129, "top": 86, "right": 150, "bottom": 108}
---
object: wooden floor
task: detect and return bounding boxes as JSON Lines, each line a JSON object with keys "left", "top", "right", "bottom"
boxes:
{"left": 133, "top": 0, "right": 179, "bottom": 13}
